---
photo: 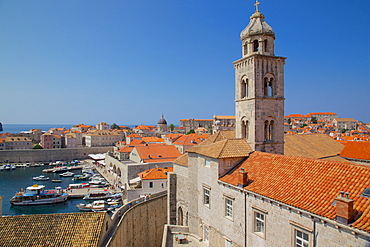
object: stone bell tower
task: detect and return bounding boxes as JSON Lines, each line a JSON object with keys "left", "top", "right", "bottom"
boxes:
{"left": 235, "top": 1, "right": 286, "bottom": 155}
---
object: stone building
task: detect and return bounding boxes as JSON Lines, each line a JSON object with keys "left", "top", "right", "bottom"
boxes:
{"left": 180, "top": 119, "right": 213, "bottom": 133}
{"left": 234, "top": 2, "right": 285, "bottom": 155}
{"left": 158, "top": 114, "right": 168, "bottom": 132}
{"left": 164, "top": 2, "right": 370, "bottom": 247}
{"left": 333, "top": 118, "right": 358, "bottom": 132}
{"left": 1, "top": 137, "right": 33, "bottom": 150}
{"left": 85, "top": 130, "right": 123, "bottom": 147}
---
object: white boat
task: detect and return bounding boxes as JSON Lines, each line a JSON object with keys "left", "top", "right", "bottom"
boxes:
{"left": 60, "top": 171, "right": 74, "bottom": 177}
{"left": 11, "top": 164, "right": 16, "bottom": 170}
{"left": 83, "top": 190, "right": 112, "bottom": 200}
{"left": 10, "top": 184, "right": 68, "bottom": 206}
{"left": 53, "top": 167, "right": 71, "bottom": 173}
{"left": 76, "top": 200, "right": 106, "bottom": 212}
{"left": 5, "top": 165, "right": 11, "bottom": 170}
{"left": 33, "top": 175, "right": 50, "bottom": 181}
{"left": 0, "top": 165, "right": 4, "bottom": 171}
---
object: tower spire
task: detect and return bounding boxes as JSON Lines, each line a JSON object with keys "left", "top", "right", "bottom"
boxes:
{"left": 254, "top": 0, "right": 260, "bottom": 12}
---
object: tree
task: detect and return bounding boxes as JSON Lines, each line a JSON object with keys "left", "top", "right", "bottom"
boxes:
{"left": 169, "top": 124, "right": 175, "bottom": 132}
{"left": 301, "top": 124, "right": 307, "bottom": 128}
{"left": 287, "top": 118, "right": 291, "bottom": 124}
{"left": 311, "top": 117, "right": 318, "bottom": 124}
{"left": 186, "top": 129, "right": 195, "bottom": 135}
{"left": 111, "top": 123, "right": 120, "bottom": 129}
{"left": 33, "top": 144, "right": 43, "bottom": 149}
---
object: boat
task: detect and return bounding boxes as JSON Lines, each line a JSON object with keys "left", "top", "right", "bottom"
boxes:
{"left": 83, "top": 190, "right": 112, "bottom": 200}
{"left": 53, "top": 167, "right": 71, "bottom": 173}
{"left": 11, "top": 164, "right": 16, "bottom": 170}
{"left": 5, "top": 164, "right": 11, "bottom": 170}
{"left": 72, "top": 174, "right": 89, "bottom": 181}
{"left": 76, "top": 200, "right": 106, "bottom": 212}
{"left": 60, "top": 171, "right": 74, "bottom": 177}
{"left": 0, "top": 165, "right": 4, "bottom": 171}
{"left": 52, "top": 179, "right": 62, "bottom": 183}
{"left": 32, "top": 175, "right": 50, "bottom": 181}
{"left": 68, "top": 183, "right": 90, "bottom": 190}
{"left": 10, "top": 184, "right": 68, "bottom": 206}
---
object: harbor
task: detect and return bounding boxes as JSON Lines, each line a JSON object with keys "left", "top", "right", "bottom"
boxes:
{"left": 0, "top": 160, "right": 122, "bottom": 215}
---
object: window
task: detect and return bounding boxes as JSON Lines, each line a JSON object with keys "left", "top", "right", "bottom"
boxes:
{"left": 205, "top": 159, "right": 210, "bottom": 167}
{"left": 253, "top": 40, "right": 259, "bottom": 52}
{"left": 225, "top": 239, "right": 232, "bottom": 247}
{"left": 225, "top": 198, "right": 233, "bottom": 218}
{"left": 203, "top": 224, "right": 210, "bottom": 243}
{"left": 253, "top": 209, "right": 266, "bottom": 238}
{"left": 149, "top": 182, "right": 153, "bottom": 188}
{"left": 294, "top": 229, "right": 309, "bottom": 247}
{"left": 203, "top": 187, "right": 210, "bottom": 207}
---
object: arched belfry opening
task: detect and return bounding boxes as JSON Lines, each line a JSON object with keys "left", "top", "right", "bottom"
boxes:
{"left": 263, "top": 74, "right": 274, "bottom": 97}
{"left": 241, "top": 117, "right": 249, "bottom": 139}
{"left": 264, "top": 119, "right": 274, "bottom": 141}
{"left": 240, "top": 77, "right": 249, "bottom": 99}
{"left": 253, "top": 40, "right": 259, "bottom": 52}
{"left": 178, "top": 207, "right": 184, "bottom": 225}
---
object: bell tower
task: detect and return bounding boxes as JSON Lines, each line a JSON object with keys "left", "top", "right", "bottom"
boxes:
{"left": 235, "top": 1, "right": 286, "bottom": 155}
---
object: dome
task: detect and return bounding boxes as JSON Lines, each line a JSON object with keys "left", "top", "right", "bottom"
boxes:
{"left": 158, "top": 114, "right": 167, "bottom": 125}
{"left": 240, "top": 11, "right": 275, "bottom": 40}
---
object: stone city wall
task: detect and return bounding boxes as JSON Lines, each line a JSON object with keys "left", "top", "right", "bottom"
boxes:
{"left": 0, "top": 147, "right": 113, "bottom": 163}
{"left": 107, "top": 194, "right": 167, "bottom": 247}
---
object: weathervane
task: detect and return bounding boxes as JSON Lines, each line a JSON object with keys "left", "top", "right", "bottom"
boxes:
{"left": 254, "top": 0, "right": 260, "bottom": 12}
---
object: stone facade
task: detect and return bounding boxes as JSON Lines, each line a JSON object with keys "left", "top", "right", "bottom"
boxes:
{"left": 234, "top": 8, "right": 285, "bottom": 155}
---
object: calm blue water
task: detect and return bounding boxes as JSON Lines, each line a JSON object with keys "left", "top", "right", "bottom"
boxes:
{"left": 0, "top": 124, "right": 75, "bottom": 134}
{"left": 0, "top": 166, "right": 86, "bottom": 215}
{"left": 0, "top": 123, "right": 138, "bottom": 133}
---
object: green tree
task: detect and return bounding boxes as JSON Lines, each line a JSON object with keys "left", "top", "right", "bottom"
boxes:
{"left": 33, "top": 144, "right": 43, "bottom": 149}
{"left": 342, "top": 129, "right": 349, "bottom": 133}
{"left": 287, "top": 118, "right": 291, "bottom": 124}
{"left": 169, "top": 124, "right": 175, "bottom": 132}
{"left": 311, "top": 117, "right": 318, "bottom": 124}
{"left": 186, "top": 129, "right": 195, "bottom": 135}
{"left": 111, "top": 123, "right": 120, "bottom": 129}
{"left": 301, "top": 124, "right": 307, "bottom": 128}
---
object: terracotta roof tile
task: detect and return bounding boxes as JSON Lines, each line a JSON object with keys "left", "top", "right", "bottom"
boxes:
{"left": 220, "top": 152, "right": 370, "bottom": 233}
{"left": 135, "top": 145, "right": 181, "bottom": 161}
{"left": 188, "top": 138, "right": 252, "bottom": 159}
{"left": 0, "top": 212, "right": 106, "bottom": 246}
{"left": 174, "top": 153, "right": 189, "bottom": 167}
{"left": 138, "top": 167, "right": 173, "bottom": 180}
{"left": 340, "top": 142, "right": 370, "bottom": 161}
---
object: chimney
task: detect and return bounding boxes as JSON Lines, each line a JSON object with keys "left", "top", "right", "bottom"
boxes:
{"left": 238, "top": 168, "right": 248, "bottom": 188}
{"left": 335, "top": 191, "right": 354, "bottom": 224}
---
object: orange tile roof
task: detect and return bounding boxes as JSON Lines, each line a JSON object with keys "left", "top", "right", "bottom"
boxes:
{"left": 138, "top": 167, "right": 173, "bottom": 180}
{"left": 340, "top": 142, "right": 370, "bottom": 161}
{"left": 188, "top": 139, "right": 253, "bottom": 159}
{"left": 220, "top": 151, "right": 370, "bottom": 233}
{"left": 129, "top": 139, "right": 145, "bottom": 145}
{"left": 142, "top": 137, "right": 164, "bottom": 143}
{"left": 0, "top": 212, "right": 106, "bottom": 246}
{"left": 174, "top": 153, "right": 189, "bottom": 167}
{"left": 172, "top": 134, "right": 208, "bottom": 146}
{"left": 127, "top": 134, "right": 141, "bottom": 138}
{"left": 134, "top": 145, "right": 181, "bottom": 161}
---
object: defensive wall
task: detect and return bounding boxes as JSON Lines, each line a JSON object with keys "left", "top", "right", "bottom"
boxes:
{"left": 0, "top": 147, "right": 113, "bottom": 163}
{"left": 106, "top": 191, "right": 167, "bottom": 247}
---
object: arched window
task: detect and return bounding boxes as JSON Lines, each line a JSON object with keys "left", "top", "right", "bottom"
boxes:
{"left": 264, "top": 77, "right": 274, "bottom": 97}
{"left": 241, "top": 118, "right": 249, "bottom": 139}
{"left": 240, "top": 77, "right": 249, "bottom": 99}
{"left": 178, "top": 207, "right": 184, "bottom": 225}
{"left": 264, "top": 119, "right": 274, "bottom": 141}
{"left": 253, "top": 40, "right": 259, "bottom": 52}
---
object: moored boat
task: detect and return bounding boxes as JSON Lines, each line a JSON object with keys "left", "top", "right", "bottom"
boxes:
{"left": 76, "top": 200, "right": 106, "bottom": 212}
{"left": 83, "top": 190, "right": 112, "bottom": 200}
{"left": 60, "top": 171, "right": 74, "bottom": 177}
{"left": 10, "top": 184, "right": 68, "bottom": 206}
{"left": 32, "top": 175, "right": 50, "bottom": 181}
{"left": 0, "top": 165, "right": 4, "bottom": 171}
{"left": 52, "top": 179, "right": 62, "bottom": 183}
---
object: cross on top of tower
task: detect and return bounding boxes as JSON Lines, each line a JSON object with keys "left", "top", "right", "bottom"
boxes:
{"left": 254, "top": 0, "right": 260, "bottom": 12}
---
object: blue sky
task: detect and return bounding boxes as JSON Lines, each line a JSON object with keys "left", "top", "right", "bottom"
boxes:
{"left": 1, "top": 0, "right": 369, "bottom": 125}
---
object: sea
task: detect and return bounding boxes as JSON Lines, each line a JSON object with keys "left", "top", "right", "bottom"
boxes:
{"left": 0, "top": 123, "right": 138, "bottom": 134}
{"left": 0, "top": 124, "right": 76, "bottom": 134}
{"left": 0, "top": 166, "right": 86, "bottom": 215}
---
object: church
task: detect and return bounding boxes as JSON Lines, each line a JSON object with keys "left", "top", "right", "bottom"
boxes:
{"left": 164, "top": 2, "right": 370, "bottom": 246}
